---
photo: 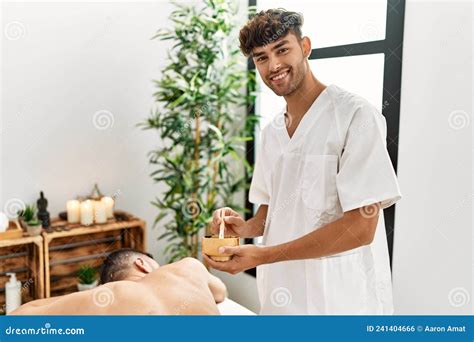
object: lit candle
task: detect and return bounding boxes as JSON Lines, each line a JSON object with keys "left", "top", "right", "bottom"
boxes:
{"left": 101, "top": 196, "right": 114, "bottom": 219}
{"left": 66, "top": 200, "right": 81, "bottom": 224}
{"left": 93, "top": 200, "right": 107, "bottom": 224}
{"left": 80, "top": 200, "right": 94, "bottom": 226}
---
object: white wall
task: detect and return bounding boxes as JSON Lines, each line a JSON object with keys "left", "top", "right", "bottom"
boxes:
{"left": 1, "top": 0, "right": 181, "bottom": 265}
{"left": 392, "top": 0, "right": 472, "bottom": 314}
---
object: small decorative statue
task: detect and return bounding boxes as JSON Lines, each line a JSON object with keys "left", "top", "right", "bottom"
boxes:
{"left": 36, "top": 191, "right": 50, "bottom": 228}
{"left": 89, "top": 183, "right": 103, "bottom": 201}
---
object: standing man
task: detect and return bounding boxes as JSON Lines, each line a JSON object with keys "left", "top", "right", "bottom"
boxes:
{"left": 203, "top": 9, "right": 402, "bottom": 315}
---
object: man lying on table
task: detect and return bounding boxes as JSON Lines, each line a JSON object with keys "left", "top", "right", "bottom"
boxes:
{"left": 12, "top": 248, "right": 226, "bottom": 315}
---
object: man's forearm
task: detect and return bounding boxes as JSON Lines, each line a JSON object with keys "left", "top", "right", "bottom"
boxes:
{"left": 261, "top": 208, "right": 379, "bottom": 264}
{"left": 243, "top": 205, "right": 268, "bottom": 238}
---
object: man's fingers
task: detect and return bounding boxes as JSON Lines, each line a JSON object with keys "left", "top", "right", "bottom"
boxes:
{"left": 218, "top": 246, "right": 240, "bottom": 255}
{"left": 213, "top": 207, "right": 231, "bottom": 225}
{"left": 222, "top": 207, "right": 235, "bottom": 216}
{"left": 202, "top": 253, "right": 237, "bottom": 274}
{"left": 202, "top": 254, "right": 227, "bottom": 272}
{"left": 202, "top": 253, "right": 216, "bottom": 267}
{"left": 224, "top": 216, "right": 241, "bottom": 226}
{"left": 212, "top": 210, "right": 221, "bottom": 226}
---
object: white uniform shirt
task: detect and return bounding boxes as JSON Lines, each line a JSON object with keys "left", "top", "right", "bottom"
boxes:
{"left": 249, "top": 84, "right": 402, "bottom": 314}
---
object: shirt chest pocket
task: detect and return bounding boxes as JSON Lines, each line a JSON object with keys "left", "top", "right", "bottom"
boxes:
{"left": 300, "top": 155, "right": 339, "bottom": 219}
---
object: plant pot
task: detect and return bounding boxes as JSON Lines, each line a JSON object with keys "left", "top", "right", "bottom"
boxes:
{"left": 18, "top": 218, "right": 28, "bottom": 231}
{"left": 202, "top": 236, "right": 240, "bottom": 262}
{"left": 77, "top": 279, "right": 98, "bottom": 291}
{"left": 26, "top": 224, "right": 42, "bottom": 236}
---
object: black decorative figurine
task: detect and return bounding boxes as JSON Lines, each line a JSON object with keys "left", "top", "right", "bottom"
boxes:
{"left": 37, "top": 191, "right": 50, "bottom": 228}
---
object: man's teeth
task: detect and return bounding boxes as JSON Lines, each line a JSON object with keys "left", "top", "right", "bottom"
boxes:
{"left": 272, "top": 71, "right": 289, "bottom": 81}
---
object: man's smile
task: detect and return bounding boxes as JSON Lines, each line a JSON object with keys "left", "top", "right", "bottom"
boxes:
{"left": 269, "top": 68, "right": 291, "bottom": 84}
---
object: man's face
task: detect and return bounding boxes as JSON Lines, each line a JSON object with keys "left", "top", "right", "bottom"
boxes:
{"left": 252, "top": 33, "right": 309, "bottom": 97}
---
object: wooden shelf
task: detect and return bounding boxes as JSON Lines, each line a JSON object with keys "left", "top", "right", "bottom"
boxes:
{"left": 0, "top": 235, "right": 44, "bottom": 313}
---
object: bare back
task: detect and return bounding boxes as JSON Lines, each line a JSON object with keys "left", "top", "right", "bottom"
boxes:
{"left": 12, "top": 258, "right": 224, "bottom": 315}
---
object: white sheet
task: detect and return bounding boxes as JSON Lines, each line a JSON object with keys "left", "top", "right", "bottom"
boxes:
{"left": 217, "top": 298, "right": 256, "bottom": 315}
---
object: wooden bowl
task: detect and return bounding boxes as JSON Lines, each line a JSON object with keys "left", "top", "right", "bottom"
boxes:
{"left": 202, "top": 236, "right": 240, "bottom": 261}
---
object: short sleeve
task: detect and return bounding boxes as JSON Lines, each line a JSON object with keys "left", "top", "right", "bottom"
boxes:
{"left": 249, "top": 133, "right": 270, "bottom": 205}
{"left": 336, "top": 103, "right": 402, "bottom": 212}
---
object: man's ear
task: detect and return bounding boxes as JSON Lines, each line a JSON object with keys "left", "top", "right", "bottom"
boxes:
{"left": 134, "top": 257, "right": 153, "bottom": 274}
{"left": 301, "top": 36, "right": 311, "bottom": 58}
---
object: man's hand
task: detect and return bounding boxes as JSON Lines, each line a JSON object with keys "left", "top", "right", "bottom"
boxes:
{"left": 211, "top": 207, "right": 247, "bottom": 237}
{"left": 202, "top": 244, "right": 265, "bottom": 275}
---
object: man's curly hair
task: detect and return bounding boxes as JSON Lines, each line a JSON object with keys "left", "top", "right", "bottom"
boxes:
{"left": 239, "top": 9, "right": 304, "bottom": 57}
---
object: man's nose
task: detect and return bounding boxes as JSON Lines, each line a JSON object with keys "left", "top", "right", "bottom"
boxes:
{"left": 268, "top": 57, "right": 283, "bottom": 73}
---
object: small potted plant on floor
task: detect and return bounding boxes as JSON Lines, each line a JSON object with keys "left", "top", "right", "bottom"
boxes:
{"left": 18, "top": 205, "right": 42, "bottom": 236}
{"left": 77, "top": 265, "right": 98, "bottom": 291}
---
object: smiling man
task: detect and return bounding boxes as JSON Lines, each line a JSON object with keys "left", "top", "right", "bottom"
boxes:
{"left": 203, "top": 9, "right": 402, "bottom": 315}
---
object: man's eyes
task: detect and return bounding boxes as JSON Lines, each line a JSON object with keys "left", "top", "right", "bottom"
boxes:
{"left": 255, "top": 48, "right": 289, "bottom": 62}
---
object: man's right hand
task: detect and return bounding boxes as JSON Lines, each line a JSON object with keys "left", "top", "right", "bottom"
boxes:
{"left": 211, "top": 207, "right": 247, "bottom": 237}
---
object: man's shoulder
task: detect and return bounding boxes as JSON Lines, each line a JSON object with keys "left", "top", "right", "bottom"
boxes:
{"left": 145, "top": 258, "right": 207, "bottom": 280}
{"left": 328, "top": 84, "right": 384, "bottom": 126}
{"left": 166, "top": 257, "right": 206, "bottom": 271}
{"left": 328, "top": 84, "right": 375, "bottom": 112}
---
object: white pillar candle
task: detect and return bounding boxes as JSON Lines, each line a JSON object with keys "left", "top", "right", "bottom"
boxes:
{"left": 0, "top": 212, "right": 8, "bottom": 232}
{"left": 93, "top": 200, "right": 107, "bottom": 224}
{"left": 80, "top": 200, "right": 94, "bottom": 226}
{"left": 66, "top": 200, "right": 81, "bottom": 224}
{"left": 101, "top": 196, "right": 114, "bottom": 219}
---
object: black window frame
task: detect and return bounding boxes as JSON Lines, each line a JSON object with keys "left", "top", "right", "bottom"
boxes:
{"left": 244, "top": 0, "right": 406, "bottom": 277}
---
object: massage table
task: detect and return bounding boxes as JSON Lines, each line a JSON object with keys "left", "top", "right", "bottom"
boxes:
{"left": 217, "top": 298, "right": 256, "bottom": 315}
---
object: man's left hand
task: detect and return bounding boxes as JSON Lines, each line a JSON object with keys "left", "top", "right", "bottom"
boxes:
{"left": 202, "top": 244, "right": 265, "bottom": 274}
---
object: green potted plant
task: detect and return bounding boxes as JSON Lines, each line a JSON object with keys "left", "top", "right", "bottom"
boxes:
{"left": 77, "top": 265, "right": 98, "bottom": 291}
{"left": 18, "top": 204, "right": 42, "bottom": 236}
{"left": 140, "top": 0, "right": 257, "bottom": 262}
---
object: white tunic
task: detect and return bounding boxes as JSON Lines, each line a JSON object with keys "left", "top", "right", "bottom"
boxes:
{"left": 249, "top": 84, "right": 402, "bottom": 315}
